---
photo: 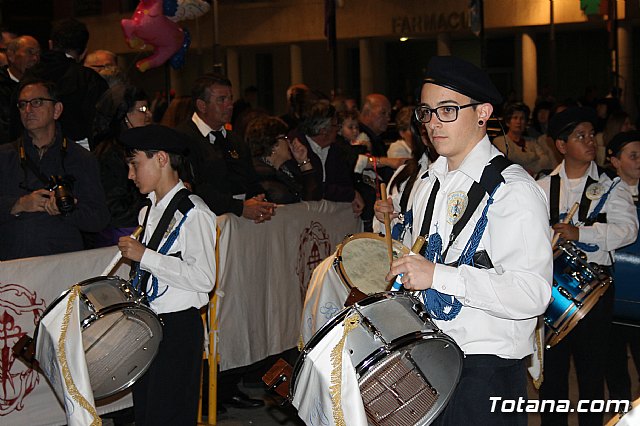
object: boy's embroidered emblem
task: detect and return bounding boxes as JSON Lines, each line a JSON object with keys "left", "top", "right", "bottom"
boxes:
{"left": 586, "top": 182, "right": 604, "bottom": 200}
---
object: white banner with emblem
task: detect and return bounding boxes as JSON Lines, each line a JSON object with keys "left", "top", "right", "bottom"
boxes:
{"left": 0, "top": 246, "right": 132, "bottom": 426}
{"left": 216, "top": 200, "right": 361, "bottom": 371}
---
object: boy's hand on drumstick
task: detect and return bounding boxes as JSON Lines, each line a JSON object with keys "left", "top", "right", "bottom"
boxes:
{"left": 385, "top": 254, "right": 435, "bottom": 290}
{"left": 374, "top": 197, "right": 397, "bottom": 222}
{"left": 118, "top": 236, "right": 146, "bottom": 262}
{"left": 551, "top": 223, "right": 579, "bottom": 242}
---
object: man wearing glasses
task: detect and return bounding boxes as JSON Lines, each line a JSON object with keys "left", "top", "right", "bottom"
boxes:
{"left": 375, "top": 56, "right": 552, "bottom": 424}
{"left": 0, "top": 79, "right": 109, "bottom": 260}
{"left": 537, "top": 108, "right": 637, "bottom": 426}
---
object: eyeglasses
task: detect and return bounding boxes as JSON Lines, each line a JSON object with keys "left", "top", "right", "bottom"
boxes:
{"left": 135, "top": 105, "right": 150, "bottom": 113}
{"left": 414, "top": 103, "right": 482, "bottom": 123}
{"left": 17, "top": 98, "right": 56, "bottom": 110}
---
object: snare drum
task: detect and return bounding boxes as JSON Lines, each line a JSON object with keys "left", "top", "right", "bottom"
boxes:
{"left": 544, "top": 242, "right": 612, "bottom": 347}
{"left": 605, "top": 397, "right": 640, "bottom": 426}
{"left": 38, "top": 276, "right": 162, "bottom": 399}
{"left": 334, "top": 233, "right": 410, "bottom": 294}
{"left": 292, "top": 292, "right": 462, "bottom": 426}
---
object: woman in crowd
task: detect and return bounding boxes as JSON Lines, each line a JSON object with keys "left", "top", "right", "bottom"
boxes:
{"left": 596, "top": 110, "right": 636, "bottom": 166}
{"left": 91, "top": 84, "right": 151, "bottom": 246}
{"left": 387, "top": 106, "right": 415, "bottom": 159}
{"left": 493, "top": 102, "right": 555, "bottom": 175}
{"left": 246, "top": 115, "right": 322, "bottom": 204}
{"left": 527, "top": 100, "right": 553, "bottom": 139}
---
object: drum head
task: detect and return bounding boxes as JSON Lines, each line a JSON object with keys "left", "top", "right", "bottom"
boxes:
{"left": 83, "top": 304, "right": 162, "bottom": 399}
{"left": 336, "top": 233, "right": 409, "bottom": 294}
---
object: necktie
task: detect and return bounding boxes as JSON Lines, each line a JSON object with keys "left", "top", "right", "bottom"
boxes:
{"left": 210, "top": 130, "right": 225, "bottom": 143}
{"left": 210, "top": 130, "right": 239, "bottom": 159}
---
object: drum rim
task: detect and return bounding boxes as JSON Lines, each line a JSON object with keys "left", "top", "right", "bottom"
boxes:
{"left": 80, "top": 301, "right": 161, "bottom": 331}
{"left": 35, "top": 276, "right": 132, "bottom": 342}
{"left": 290, "top": 291, "right": 429, "bottom": 399}
{"left": 546, "top": 280, "right": 611, "bottom": 347}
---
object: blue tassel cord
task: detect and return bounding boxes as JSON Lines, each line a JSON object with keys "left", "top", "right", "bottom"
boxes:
{"left": 133, "top": 213, "right": 190, "bottom": 302}
{"left": 422, "top": 184, "right": 501, "bottom": 321}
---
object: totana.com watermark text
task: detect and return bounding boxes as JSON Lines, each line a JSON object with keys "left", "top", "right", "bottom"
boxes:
{"left": 489, "top": 397, "right": 630, "bottom": 413}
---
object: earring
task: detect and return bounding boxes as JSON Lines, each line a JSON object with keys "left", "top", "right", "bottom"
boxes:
{"left": 478, "top": 120, "right": 484, "bottom": 126}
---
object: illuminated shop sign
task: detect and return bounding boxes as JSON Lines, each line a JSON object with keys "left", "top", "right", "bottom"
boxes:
{"left": 392, "top": 11, "right": 469, "bottom": 35}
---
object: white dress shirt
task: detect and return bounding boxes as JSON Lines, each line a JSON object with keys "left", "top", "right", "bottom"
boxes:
{"left": 408, "top": 137, "right": 552, "bottom": 359}
{"left": 537, "top": 161, "right": 638, "bottom": 265}
{"left": 191, "top": 112, "right": 226, "bottom": 143}
{"left": 138, "top": 181, "right": 217, "bottom": 314}
{"left": 306, "top": 135, "right": 329, "bottom": 182}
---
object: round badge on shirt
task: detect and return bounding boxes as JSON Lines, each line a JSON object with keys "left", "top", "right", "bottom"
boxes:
{"left": 586, "top": 183, "right": 605, "bottom": 200}
{"left": 447, "top": 192, "right": 468, "bottom": 225}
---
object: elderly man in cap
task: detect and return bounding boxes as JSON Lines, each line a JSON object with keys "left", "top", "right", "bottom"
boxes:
{"left": 537, "top": 108, "right": 638, "bottom": 426}
{"left": 117, "top": 124, "right": 216, "bottom": 426}
{"left": 375, "top": 56, "right": 552, "bottom": 425}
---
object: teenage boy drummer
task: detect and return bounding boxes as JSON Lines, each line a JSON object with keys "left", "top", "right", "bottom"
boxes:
{"left": 118, "top": 124, "right": 217, "bottom": 426}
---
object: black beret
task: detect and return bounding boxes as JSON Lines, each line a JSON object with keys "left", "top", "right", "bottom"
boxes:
{"left": 548, "top": 107, "right": 597, "bottom": 141}
{"left": 424, "top": 56, "right": 502, "bottom": 105}
{"left": 119, "top": 124, "right": 188, "bottom": 154}
{"left": 607, "top": 130, "right": 640, "bottom": 159}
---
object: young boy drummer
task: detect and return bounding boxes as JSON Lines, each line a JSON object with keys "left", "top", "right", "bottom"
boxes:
{"left": 117, "top": 124, "right": 216, "bottom": 426}
{"left": 537, "top": 108, "right": 638, "bottom": 425}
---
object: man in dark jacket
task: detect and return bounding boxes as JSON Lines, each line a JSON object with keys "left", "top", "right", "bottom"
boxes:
{"left": 24, "top": 18, "right": 107, "bottom": 150}
{"left": 0, "top": 79, "right": 109, "bottom": 260}
{"left": 176, "top": 73, "right": 275, "bottom": 221}
{"left": 0, "top": 35, "right": 40, "bottom": 144}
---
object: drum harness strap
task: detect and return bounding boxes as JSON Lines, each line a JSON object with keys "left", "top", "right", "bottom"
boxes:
{"left": 131, "top": 188, "right": 195, "bottom": 302}
{"left": 417, "top": 155, "right": 512, "bottom": 321}
{"left": 549, "top": 172, "right": 620, "bottom": 253}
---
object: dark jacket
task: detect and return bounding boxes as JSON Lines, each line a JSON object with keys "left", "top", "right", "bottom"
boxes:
{"left": 0, "top": 128, "right": 110, "bottom": 260}
{"left": 0, "top": 66, "right": 20, "bottom": 144}
{"left": 176, "top": 118, "right": 263, "bottom": 216}
{"left": 296, "top": 132, "right": 356, "bottom": 203}
{"left": 24, "top": 51, "right": 108, "bottom": 144}
{"left": 252, "top": 158, "right": 321, "bottom": 204}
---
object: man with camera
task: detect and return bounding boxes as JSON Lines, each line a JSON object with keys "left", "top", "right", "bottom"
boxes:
{"left": 0, "top": 79, "right": 109, "bottom": 260}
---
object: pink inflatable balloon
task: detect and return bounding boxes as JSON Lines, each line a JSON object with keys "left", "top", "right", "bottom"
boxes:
{"left": 121, "top": 0, "right": 188, "bottom": 72}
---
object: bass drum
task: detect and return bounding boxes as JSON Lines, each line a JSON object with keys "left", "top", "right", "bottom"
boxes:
{"left": 291, "top": 292, "right": 462, "bottom": 426}
{"left": 38, "top": 276, "right": 162, "bottom": 399}
{"left": 544, "top": 241, "right": 612, "bottom": 347}
{"left": 334, "top": 232, "right": 410, "bottom": 294}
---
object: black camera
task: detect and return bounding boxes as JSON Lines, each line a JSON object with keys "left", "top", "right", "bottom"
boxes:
{"left": 47, "top": 175, "right": 75, "bottom": 215}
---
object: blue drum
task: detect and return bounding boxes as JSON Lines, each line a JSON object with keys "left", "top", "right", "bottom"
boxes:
{"left": 613, "top": 204, "right": 640, "bottom": 326}
{"left": 544, "top": 241, "right": 612, "bottom": 347}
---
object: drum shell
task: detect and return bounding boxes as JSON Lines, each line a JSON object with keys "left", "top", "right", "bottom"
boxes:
{"left": 37, "top": 276, "right": 162, "bottom": 399}
{"left": 613, "top": 206, "right": 640, "bottom": 325}
{"left": 544, "top": 242, "right": 611, "bottom": 346}
{"left": 292, "top": 292, "right": 462, "bottom": 426}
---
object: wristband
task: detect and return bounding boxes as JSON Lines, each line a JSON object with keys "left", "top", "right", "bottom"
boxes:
{"left": 298, "top": 159, "right": 311, "bottom": 167}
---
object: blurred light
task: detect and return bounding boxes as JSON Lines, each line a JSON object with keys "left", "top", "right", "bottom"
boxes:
{"left": 400, "top": 37, "right": 408, "bottom": 42}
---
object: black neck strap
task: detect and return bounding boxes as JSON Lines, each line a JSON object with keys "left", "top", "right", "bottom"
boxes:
{"left": 134, "top": 188, "right": 194, "bottom": 289}
{"left": 549, "top": 173, "right": 598, "bottom": 225}
{"left": 419, "top": 155, "right": 511, "bottom": 257}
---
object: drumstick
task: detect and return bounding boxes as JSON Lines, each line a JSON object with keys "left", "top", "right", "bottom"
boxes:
{"left": 551, "top": 202, "right": 579, "bottom": 248}
{"left": 101, "top": 226, "right": 143, "bottom": 277}
{"left": 380, "top": 183, "right": 393, "bottom": 265}
{"left": 390, "top": 236, "right": 426, "bottom": 291}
